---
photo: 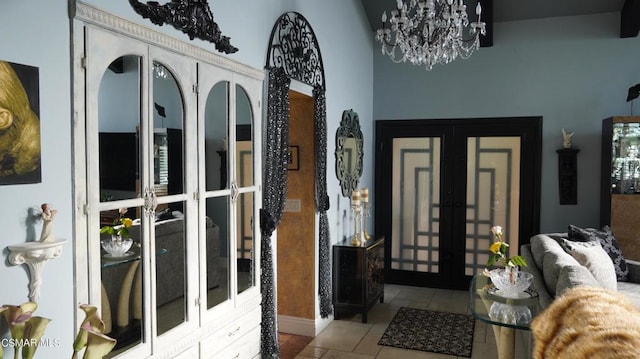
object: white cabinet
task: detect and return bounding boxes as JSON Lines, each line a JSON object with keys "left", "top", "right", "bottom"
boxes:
{"left": 200, "top": 305, "right": 261, "bottom": 358}
{"left": 73, "top": 3, "right": 262, "bottom": 357}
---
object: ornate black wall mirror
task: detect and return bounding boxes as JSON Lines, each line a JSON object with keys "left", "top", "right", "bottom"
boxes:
{"left": 335, "top": 109, "right": 363, "bottom": 197}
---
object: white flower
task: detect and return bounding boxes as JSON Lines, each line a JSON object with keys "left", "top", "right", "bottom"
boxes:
{"left": 491, "top": 225, "right": 503, "bottom": 239}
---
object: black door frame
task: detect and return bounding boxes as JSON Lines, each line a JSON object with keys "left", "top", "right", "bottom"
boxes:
{"left": 374, "top": 117, "right": 542, "bottom": 290}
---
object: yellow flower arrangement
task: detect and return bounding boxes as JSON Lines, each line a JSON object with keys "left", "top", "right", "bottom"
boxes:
{"left": 486, "top": 225, "right": 527, "bottom": 268}
{"left": 100, "top": 208, "right": 133, "bottom": 238}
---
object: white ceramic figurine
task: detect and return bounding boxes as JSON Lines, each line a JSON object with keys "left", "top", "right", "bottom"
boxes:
{"left": 562, "top": 128, "right": 574, "bottom": 149}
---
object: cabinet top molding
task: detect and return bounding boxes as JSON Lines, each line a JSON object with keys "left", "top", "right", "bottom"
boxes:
{"left": 128, "top": 0, "right": 238, "bottom": 54}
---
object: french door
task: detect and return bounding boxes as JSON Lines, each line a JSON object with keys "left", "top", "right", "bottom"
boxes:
{"left": 375, "top": 118, "right": 541, "bottom": 290}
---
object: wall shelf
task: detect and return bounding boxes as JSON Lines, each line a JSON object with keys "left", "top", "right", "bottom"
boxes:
{"left": 7, "top": 239, "right": 67, "bottom": 302}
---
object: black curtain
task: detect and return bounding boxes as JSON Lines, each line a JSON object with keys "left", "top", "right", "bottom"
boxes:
{"left": 313, "top": 87, "right": 332, "bottom": 318}
{"left": 260, "top": 67, "right": 290, "bottom": 358}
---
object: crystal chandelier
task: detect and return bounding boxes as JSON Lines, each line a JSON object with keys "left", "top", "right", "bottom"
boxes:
{"left": 376, "top": 0, "right": 486, "bottom": 70}
{"left": 153, "top": 62, "right": 170, "bottom": 79}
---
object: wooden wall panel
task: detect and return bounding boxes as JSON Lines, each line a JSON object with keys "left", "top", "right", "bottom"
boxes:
{"left": 277, "top": 91, "right": 316, "bottom": 319}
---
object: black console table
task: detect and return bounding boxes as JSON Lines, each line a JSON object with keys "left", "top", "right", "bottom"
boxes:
{"left": 332, "top": 236, "right": 384, "bottom": 323}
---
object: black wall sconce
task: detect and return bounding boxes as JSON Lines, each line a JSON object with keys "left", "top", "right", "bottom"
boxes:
{"left": 556, "top": 128, "right": 580, "bottom": 204}
{"left": 129, "top": 0, "right": 238, "bottom": 54}
{"left": 557, "top": 129, "right": 579, "bottom": 204}
{"left": 557, "top": 148, "right": 580, "bottom": 204}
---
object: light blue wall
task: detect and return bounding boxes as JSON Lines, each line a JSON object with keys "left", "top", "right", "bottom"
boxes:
{"left": 373, "top": 12, "right": 640, "bottom": 233}
{"left": 0, "top": 0, "right": 73, "bottom": 357}
{"left": 4, "top": 0, "right": 637, "bottom": 356}
{"left": 1, "top": 0, "right": 372, "bottom": 356}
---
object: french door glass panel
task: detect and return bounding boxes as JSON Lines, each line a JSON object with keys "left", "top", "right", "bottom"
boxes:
{"left": 390, "top": 136, "right": 522, "bottom": 277}
{"left": 202, "top": 78, "right": 233, "bottom": 310}
{"left": 205, "top": 196, "right": 230, "bottom": 309}
{"left": 205, "top": 81, "right": 230, "bottom": 192}
{"left": 464, "top": 137, "right": 521, "bottom": 276}
{"left": 95, "top": 51, "right": 149, "bottom": 356}
{"left": 198, "top": 64, "right": 260, "bottom": 315}
{"left": 148, "top": 47, "right": 199, "bottom": 342}
{"left": 236, "top": 84, "right": 255, "bottom": 294}
{"left": 151, "top": 61, "right": 188, "bottom": 335}
{"left": 391, "top": 137, "right": 442, "bottom": 273}
{"left": 98, "top": 55, "right": 142, "bottom": 202}
{"left": 237, "top": 192, "right": 254, "bottom": 293}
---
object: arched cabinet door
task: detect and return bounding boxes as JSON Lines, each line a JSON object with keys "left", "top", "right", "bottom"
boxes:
{"left": 197, "top": 62, "right": 262, "bottom": 325}
{"left": 148, "top": 46, "right": 198, "bottom": 341}
{"left": 87, "top": 29, "right": 201, "bottom": 355}
{"left": 85, "top": 27, "right": 152, "bottom": 358}
{"left": 78, "top": 10, "right": 264, "bottom": 358}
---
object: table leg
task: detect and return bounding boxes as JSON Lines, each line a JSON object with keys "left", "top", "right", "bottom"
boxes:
{"left": 117, "top": 261, "right": 140, "bottom": 327}
{"left": 481, "top": 291, "right": 517, "bottom": 359}
{"left": 133, "top": 263, "right": 142, "bottom": 320}
{"left": 101, "top": 282, "right": 112, "bottom": 334}
{"left": 491, "top": 325, "right": 516, "bottom": 359}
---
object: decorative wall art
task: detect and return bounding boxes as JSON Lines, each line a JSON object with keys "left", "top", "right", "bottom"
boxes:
{"left": 0, "top": 60, "right": 41, "bottom": 185}
{"left": 129, "top": 0, "right": 238, "bottom": 54}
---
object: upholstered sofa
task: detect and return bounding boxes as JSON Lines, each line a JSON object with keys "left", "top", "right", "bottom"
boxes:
{"left": 101, "top": 214, "right": 220, "bottom": 332}
{"left": 521, "top": 232, "right": 640, "bottom": 309}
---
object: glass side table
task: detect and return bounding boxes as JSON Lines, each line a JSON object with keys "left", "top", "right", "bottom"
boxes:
{"left": 469, "top": 274, "right": 541, "bottom": 359}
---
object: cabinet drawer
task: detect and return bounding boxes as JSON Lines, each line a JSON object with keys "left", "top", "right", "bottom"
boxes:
{"left": 173, "top": 345, "right": 199, "bottom": 359}
{"left": 214, "top": 325, "right": 261, "bottom": 359}
{"left": 201, "top": 306, "right": 260, "bottom": 356}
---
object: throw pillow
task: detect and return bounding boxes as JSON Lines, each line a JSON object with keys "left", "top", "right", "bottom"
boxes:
{"left": 156, "top": 208, "right": 174, "bottom": 221}
{"left": 559, "top": 238, "right": 617, "bottom": 291}
{"left": 568, "top": 225, "right": 629, "bottom": 281}
{"left": 555, "top": 264, "right": 601, "bottom": 296}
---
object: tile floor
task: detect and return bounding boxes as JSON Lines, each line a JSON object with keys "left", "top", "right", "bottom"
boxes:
{"left": 282, "top": 284, "right": 532, "bottom": 359}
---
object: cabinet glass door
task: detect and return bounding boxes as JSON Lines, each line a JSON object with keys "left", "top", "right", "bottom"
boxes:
{"left": 150, "top": 58, "right": 188, "bottom": 336}
{"left": 88, "top": 28, "right": 151, "bottom": 356}
{"left": 198, "top": 65, "right": 261, "bottom": 317}
{"left": 202, "top": 79, "right": 232, "bottom": 309}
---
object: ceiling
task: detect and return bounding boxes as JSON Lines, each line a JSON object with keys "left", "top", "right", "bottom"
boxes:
{"left": 360, "top": 0, "right": 626, "bottom": 31}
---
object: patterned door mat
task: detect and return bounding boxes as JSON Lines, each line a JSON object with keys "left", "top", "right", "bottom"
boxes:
{"left": 378, "top": 307, "right": 475, "bottom": 357}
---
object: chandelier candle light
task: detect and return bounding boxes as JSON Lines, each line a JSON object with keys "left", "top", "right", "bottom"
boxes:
{"left": 361, "top": 187, "right": 370, "bottom": 240}
{"left": 376, "top": 0, "right": 486, "bottom": 70}
{"left": 351, "top": 189, "right": 364, "bottom": 246}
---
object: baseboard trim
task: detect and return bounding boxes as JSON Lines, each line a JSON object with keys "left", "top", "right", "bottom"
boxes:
{"left": 278, "top": 314, "right": 333, "bottom": 337}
